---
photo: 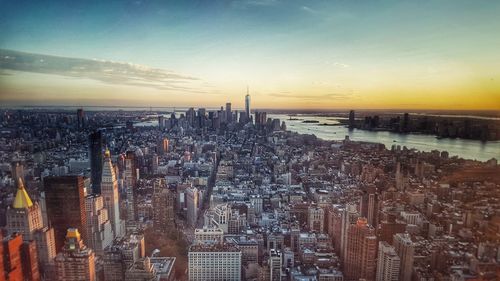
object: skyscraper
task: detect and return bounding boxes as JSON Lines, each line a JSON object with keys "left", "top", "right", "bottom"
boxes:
{"left": 376, "top": 241, "right": 400, "bottom": 281}
{"left": 85, "top": 194, "right": 113, "bottom": 256}
{"left": 54, "top": 228, "right": 95, "bottom": 281}
{"left": 44, "top": 175, "right": 87, "bottom": 252}
{"left": 77, "top": 108, "right": 85, "bottom": 130}
{"left": 344, "top": 217, "right": 377, "bottom": 281}
{"left": 348, "top": 110, "right": 355, "bottom": 128}
{"left": 152, "top": 179, "right": 175, "bottom": 233}
{"left": 124, "top": 150, "right": 137, "bottom": 222}
{"left": 269, "top": 249, "right": 282, "bottom": 281}
{"left": 1, "top": 233, "right": 41, "bottom": 281}
{"left": 101, "top": 148, "right": 124, "bottom": 238}
{"left": 245, "top": 88, "right": 251, "bottom": 121}
{"left": 359, "top": 185, "right": 379, "bottom": 228}
{"left": 186, "top": 187, "right": 199, "bottom": 227}
{"left": 6, "top": 178, "right": 57, "bottom": 272}
{"left": 89, "top": 131, "right": 104, "bottom": 194}
{"left": 225, "top": 102, "right": 232, "bottom": 123}
{"left": 393, "top": 233, "right": 414, "bottom": 281}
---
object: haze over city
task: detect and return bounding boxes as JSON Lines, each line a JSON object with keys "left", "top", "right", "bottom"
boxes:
{"left": 1, "top": 0, "right": 500, "bottom": 110}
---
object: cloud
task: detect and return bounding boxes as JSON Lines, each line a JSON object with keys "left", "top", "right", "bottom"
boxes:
{"left": 301, "top": 6, "right": 319, "bottom": 14}
{"left": 268, "top": 92, "right": 355, "bottom": 100}
{"left": 232, "top": 0, "right": 279, "bottom": 8}
{"left": 0, "top": 49, "right": 209, "bottom": 94}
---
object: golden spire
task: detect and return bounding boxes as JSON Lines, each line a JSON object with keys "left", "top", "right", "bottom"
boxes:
{"left": 104, "top": 147, "right": 111, "bottom": 158}
{"left": 13, "top": 177, "right": 33, "bottom": 209}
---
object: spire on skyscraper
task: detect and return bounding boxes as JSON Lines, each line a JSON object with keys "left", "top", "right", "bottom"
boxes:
{"left": 13, "top": 177, "right": 33, "bottom": 208}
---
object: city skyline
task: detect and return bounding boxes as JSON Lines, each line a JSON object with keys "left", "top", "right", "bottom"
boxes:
{"left": 1, "top": 0, "right": 500, "bottom": 110}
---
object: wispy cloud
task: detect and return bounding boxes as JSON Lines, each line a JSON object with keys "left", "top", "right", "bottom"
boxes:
{"left": 0, "top": 49, "right": 209, "bottom": 94}
{"left": 301, "top": 6, "right": 319, "bottom": 14}
{"left": 268, "top": 92, "right": 355, "bottom": 100}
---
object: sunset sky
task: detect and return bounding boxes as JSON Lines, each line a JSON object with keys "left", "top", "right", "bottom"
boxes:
{"left": 1, "top": 0, "right": 499, "bottom": 110}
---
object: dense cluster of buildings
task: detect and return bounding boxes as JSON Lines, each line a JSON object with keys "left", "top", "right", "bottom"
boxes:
{"left": 0, "top": 96, "right": 498, "bottom": 280}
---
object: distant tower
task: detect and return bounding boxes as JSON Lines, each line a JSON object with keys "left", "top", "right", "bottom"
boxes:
{"left": 124, "top": 151, "right": 137, "bottom": 222}
{"left": 344, "top": 217, "right": 377, "bottom": 281}
{"left": 77, "top": 108, "right": 85, "bottom": 130}
{"left": 89, "top": 131, "right": 103, "bottom": 194}
{"left": 245, "top": 87, "right": 251, "bottom": 121}
{"left": 226, "top": 102, "right": 232, "bottom": 123}
{"left": 101, "top": 148, "right": 124, "bottom": 238}
{"left": 348, "top": 110, "right": 355, "bottom": 128}
{"left": 44, "top": 176, "right": 88, "bottom": 252}
{"left": 54, "top": 228, "right": 95, "bottom": 281}
{"left": 6, "top": 178, "right": 57, "bottom": 271}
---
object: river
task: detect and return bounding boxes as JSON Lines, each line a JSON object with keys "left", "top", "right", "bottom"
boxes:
{"left": 269, "top": 114, "right": 500, "bottom": 162}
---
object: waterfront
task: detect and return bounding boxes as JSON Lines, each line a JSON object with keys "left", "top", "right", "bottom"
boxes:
{"left": 270, "top": 114, "right": 500, "bottom": 162}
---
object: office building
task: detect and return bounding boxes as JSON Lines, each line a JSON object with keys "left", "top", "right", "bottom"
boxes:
{"left": 89, "top": 130, "right": 104, "bottom": 194}
{"left": 186, "top": 187, "right": 200, "bottom": 227}
{"left": 1, "top": 233, "right": 40, "bottom": 281}
{"left": 344, "top": 217, "right": 377, "bottom": 281}
{"left": 152, "top": 180, "right": 175, "bottom": 233}
{"left": 245, "top": 89, "right": 251, "bottom": 121}
{"left": 85, "top": 194, "right": 113, "bottom": 256}
{"left": 54, "top": 228, "right": 95, "bottom": 281}
{"left": 188, "top": 244, "right": 241, "bottom": 281}
{"left": 6, "top": 178, "right": 57, "bottom": 271}
{"left": 101, "top": 148, "right": 124, "bottom": 238}
{"left": 376, "top": 241, "right": 400, "bottom": 281}
{"left": 44, "top": 175, "right": 87, "bottom": 251}
{"left": 194, "top": 227, "right": 224, "bottom": 244}
{"left": 269, "top": 249, "right": 282, "bottom": 281}
{"left": 359, "top": 185, "right": 379, "bottom": 228}
{"left": 393, "top": 233, "right": 414, "bottom": 281}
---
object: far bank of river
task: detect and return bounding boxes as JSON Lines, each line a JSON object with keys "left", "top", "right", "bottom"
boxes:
{"left": 270, "top": 114, "right": 499, "bottom": 162}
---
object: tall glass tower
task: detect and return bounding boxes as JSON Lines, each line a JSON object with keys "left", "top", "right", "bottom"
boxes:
{"left": 245, "top": 86, "right": 251, "bottom": 121}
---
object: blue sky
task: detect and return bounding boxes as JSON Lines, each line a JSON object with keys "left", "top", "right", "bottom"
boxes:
{"left": 1, "top": 0, "right": 499, "bottom": 109}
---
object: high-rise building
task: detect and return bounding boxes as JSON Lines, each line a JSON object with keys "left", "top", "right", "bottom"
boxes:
{"left": 376, "top": 241, "right": 400, "bottom": 281}
{"left": 152, "top": 179, "right": 175, "bottom": 233}
{"left": 245, "top": 88, "right": 251, "bottom": 121}
{"left": 360, "top": 185, "right": 379, "bottom": 228}
{"left": 348, "top": 110, "right": 355, "bottom": 128}
{"left": 344, "top": 217, "right": 377, "bottom": 281}
{"left": 158, "top": 115, "right": 165, "bottom": 130}
{"left": 54, "top": 228, "right": 95, "bottom": 281}
{"left": 225, "top": 102, "right": 232, "bottom": 123}
{"left": 85, "top": 194, "right": 113, "bottom": 256}
{"left": 101, "top": 149, "right": 124, "bottom": 238}
{"left": 44, "top": 175, "right": 87, "bottom": 252}
{"left": 188, "top": 244, "right": 241, "bottom": 281}
{"left": 308, "top": 205, "right": 325, "bottom": 233}
{"left": 77, "top": 108, "right": 85, "bottom": 130}
{"left": 341, "top": 203, "right": 359, "bottom": 262}
{"left": 124, "top": 151, "right": 137, "bottom": 222}
{"left": 269, "top": 249, "right": 282, "bottom": 281}
{"left": 393, "top": 233, "right": 414, "bottom": 281}
{"left": 89, "top": 131, "right": 104, "bottom": 194}
{"left": 1, "top": 233, "right": 41, "bottom": 281}
{"left": 186, "top": 187, "right": 200, "bottom": 227}
{"left": 6, "top": 178, "right": 57, "bottom": 272}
